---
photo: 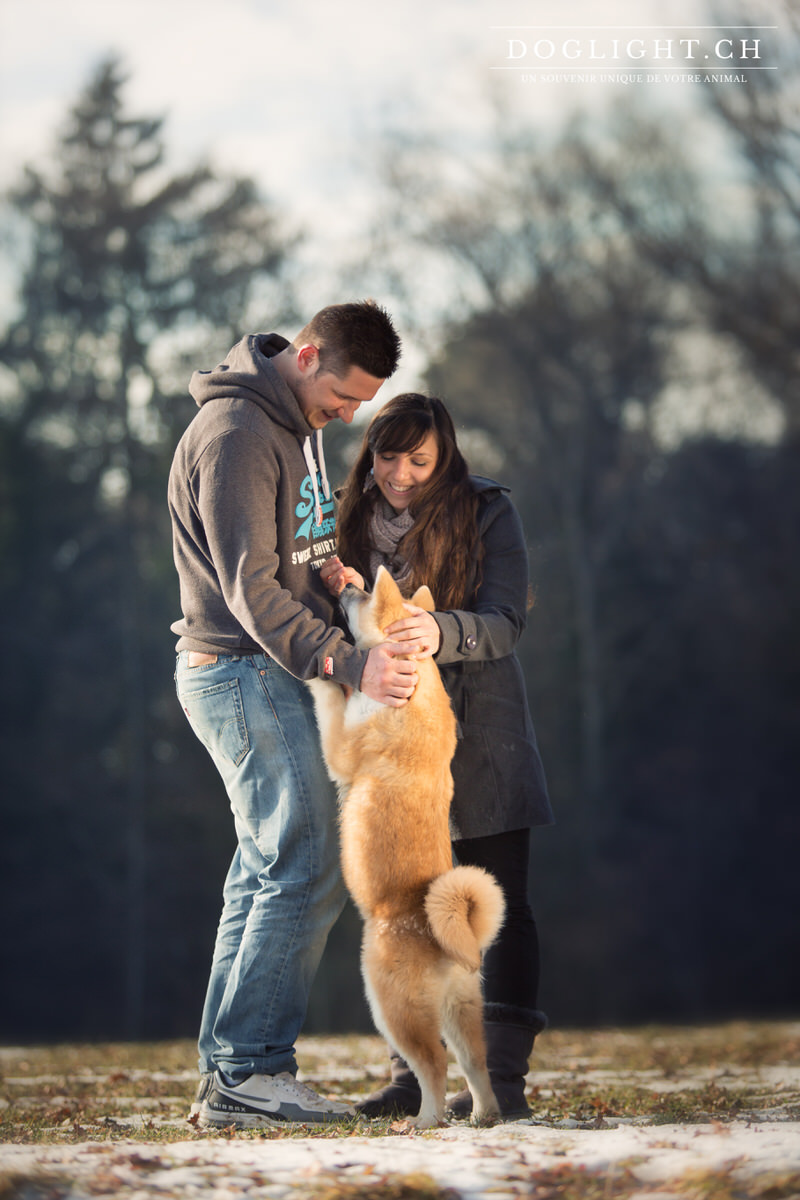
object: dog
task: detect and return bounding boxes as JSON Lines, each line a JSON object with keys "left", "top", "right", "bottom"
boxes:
{"left": 307, "top": 566, "right": 505, "bottom": 1128}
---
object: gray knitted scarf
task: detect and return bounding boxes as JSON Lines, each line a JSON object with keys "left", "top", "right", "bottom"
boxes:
{"left": 366, "top": 482, "right": 415, "bottom": 592}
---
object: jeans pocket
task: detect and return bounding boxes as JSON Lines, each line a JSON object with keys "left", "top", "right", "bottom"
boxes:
{"left": 178, "top": 676, "right": 250, "bottom": 767}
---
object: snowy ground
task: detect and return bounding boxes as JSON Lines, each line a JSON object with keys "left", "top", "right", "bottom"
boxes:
{"left": 2, "top": 1025, "right": 799, "bottom": 1198}
{"left": 2, "top": 1119, "right": 800, "bottom": 1199}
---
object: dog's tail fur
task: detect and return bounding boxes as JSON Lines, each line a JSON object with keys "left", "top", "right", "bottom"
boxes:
{"left": 424, "top": 865, "right": 506, "bottom": 972}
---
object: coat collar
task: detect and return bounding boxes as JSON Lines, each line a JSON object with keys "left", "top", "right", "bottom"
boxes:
{"left": 469, "top": 474, "right": 510, "bottom": 496}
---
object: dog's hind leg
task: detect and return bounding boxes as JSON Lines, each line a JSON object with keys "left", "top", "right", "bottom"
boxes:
{"left": 393, "top": 1025, "right": 449, "bottom": 1129}
{"left": 389, "top": 1029, "right": 449, "bottom": 1129}
{"left": 442, "top": 969, "right": 500, "bottom": 1126}
{"left": 362, "top": 943, "right": 449, "bottom": 1129}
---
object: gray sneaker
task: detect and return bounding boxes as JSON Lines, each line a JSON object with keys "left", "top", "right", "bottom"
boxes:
{"left": 198, "top": 1070, "right": 355, "bottom": 1128}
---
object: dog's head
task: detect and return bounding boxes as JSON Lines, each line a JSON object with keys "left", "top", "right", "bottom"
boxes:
{"left": 339, "top": 565, "right": 434, "bottom": 649}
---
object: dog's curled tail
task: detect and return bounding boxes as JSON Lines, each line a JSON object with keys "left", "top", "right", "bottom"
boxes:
{"left": 424, "top": 865, "right": 505, "bottom": 972}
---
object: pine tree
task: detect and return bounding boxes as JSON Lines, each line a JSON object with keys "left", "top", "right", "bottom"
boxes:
{"left": 0, "top": 58, "right": 296, "bottom": 1038}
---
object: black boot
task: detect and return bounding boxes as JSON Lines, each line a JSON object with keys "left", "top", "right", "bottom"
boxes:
{"left": 448, "top": 1005, "right": 548, "bottom": 1121}
{"left": 355, "top": 1048, "right": 421, "bottom": 1118}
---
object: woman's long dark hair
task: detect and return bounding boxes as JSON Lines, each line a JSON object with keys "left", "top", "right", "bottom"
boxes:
{"left": 336, "top": 394, "right": 482, "bottom": 609}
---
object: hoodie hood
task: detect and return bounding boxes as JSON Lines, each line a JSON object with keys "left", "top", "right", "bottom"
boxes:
{"left": 190, "top": 333, "right": 312, "bottom": 439}
{"left": 190, "top": 332, "right": 331, "bottom": 522}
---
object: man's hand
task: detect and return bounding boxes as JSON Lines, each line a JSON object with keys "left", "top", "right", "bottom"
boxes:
{"left": 320, "top": 556, "right": 365, "bottom": 597}
{"left": 383, "top": 604, "right": 441, "bottom": 660}
{"left": 360, "top": 642, "right": 419, "bottom": 706}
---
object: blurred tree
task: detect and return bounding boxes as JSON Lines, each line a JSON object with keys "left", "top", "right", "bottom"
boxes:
{"left": 571, "top": 39, "right": 800, "bottom": 430}
{"left": 0, "top": 57, "right": 297, "bottom": 1038}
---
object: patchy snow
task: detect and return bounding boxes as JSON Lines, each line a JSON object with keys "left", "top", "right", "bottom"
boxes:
{"left": 2, "top": 1120, "right": 799, "bottom": 1199}
{"left": 2, "top": 1028, "right": 799, "bottom": 1197}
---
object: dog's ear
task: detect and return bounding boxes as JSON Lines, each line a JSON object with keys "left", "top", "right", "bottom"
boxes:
{"left": 410, "top": 585, "right": 435, "bottom": 613}
{"left": 373, "top": 565, "right": 402, "bottom": 619}
{"left": 373, "top": 565, "right": 398, "bottom": 598}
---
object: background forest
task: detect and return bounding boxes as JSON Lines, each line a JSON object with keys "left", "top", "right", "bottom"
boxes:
{"left": 1, "top": 44, "right": 798, "bottom": 1044}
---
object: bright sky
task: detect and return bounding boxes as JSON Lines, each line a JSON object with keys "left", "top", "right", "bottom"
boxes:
{"left": 0, "top": 0, "right": 789, "bottom": 391}
{"left": 1, "top": 0, "right": 787, "bottom": 213}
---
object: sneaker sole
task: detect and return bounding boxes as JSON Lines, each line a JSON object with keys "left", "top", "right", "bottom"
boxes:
{"left": 198, "top": 1098, "right": 354, "bottom": 1128}
{"left": 198, "top": 1107, "right": 352, "bottom": 1128}
{"left": 197, "top": 1108, "right": 286, "bottom": 1129}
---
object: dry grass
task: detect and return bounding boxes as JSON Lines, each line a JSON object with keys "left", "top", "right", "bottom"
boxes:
{"left": 0, "top": 1020, "right": 797, "bottom": 1147}
{"left": 1, "top": 1024, "right": 799, "bottom": 1200}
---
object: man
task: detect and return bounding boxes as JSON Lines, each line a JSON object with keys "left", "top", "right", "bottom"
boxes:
{"left": 169, "top": 301, "right": 415, "bottom": 1129}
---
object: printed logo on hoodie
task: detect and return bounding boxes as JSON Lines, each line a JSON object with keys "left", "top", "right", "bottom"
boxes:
{"left": 295, "top": 470, "right": 335, "bottom": 542}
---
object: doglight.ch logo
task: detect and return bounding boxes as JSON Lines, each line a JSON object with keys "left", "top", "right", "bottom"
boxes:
{"left": 489, "top": 24, "right": 779, "bottom": 86}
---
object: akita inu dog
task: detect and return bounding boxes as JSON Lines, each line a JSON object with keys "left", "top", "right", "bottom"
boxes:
{"left": 307, "top": 566, "right": 505, "bottom": 1128}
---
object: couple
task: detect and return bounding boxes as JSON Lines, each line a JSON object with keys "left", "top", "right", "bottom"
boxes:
{"left": 168, "top": 301, "right": 553, "bottom": 1130}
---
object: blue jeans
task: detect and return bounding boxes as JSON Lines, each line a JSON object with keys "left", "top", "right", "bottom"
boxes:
{"left": 175, "top": 652, "right": 347, "bottom": 1079}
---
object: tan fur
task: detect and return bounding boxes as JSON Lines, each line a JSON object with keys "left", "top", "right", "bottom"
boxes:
{"left": 308, "top": 567, "right": 505, "bottom": 1127}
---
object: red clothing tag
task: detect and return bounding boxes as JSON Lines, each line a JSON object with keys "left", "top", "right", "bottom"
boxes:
{"left": 324, "top": 657, "right": 334, "bottom": 677}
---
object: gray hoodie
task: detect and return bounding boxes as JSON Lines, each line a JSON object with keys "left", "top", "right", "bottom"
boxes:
{"left": 168, "top": 333, "right": 368, "bottom": 689}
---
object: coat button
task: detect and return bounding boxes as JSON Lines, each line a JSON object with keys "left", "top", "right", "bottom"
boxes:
{"left": 465, "top": 635, "right": 477, "bottom": 651}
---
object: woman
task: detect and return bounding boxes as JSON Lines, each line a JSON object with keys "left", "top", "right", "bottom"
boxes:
{"left": 321, "top": 393, "right": 553, "bottom": 1121}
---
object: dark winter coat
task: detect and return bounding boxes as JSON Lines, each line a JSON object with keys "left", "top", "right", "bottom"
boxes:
{"left": 434, "top": 477, "right": 553, "bottom": 840}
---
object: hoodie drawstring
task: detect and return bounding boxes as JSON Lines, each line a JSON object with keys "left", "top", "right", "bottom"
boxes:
{"left": 303, "top": 431, "right": 331, "bottom": 528}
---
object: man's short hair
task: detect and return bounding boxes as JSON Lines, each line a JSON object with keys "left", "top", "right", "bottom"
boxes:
{"left": 293, "top": 300, "right": 401, "bottom": 380}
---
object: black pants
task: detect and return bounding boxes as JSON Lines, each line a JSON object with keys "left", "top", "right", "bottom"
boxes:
{"left": 452, "top": 827, "right": 540, "bottom": 1013}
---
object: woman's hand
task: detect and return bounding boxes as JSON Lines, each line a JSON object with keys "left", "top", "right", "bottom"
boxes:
{"left": 383, "top": 604, "right": 441, "bottom": 659}
{"left": 319, "top": 556, "right": 365, "bottom": 597}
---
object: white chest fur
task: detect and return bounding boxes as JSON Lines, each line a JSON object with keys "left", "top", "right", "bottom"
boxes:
{"left": 344, "top": 691, "right": 384, "bottom": 729}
